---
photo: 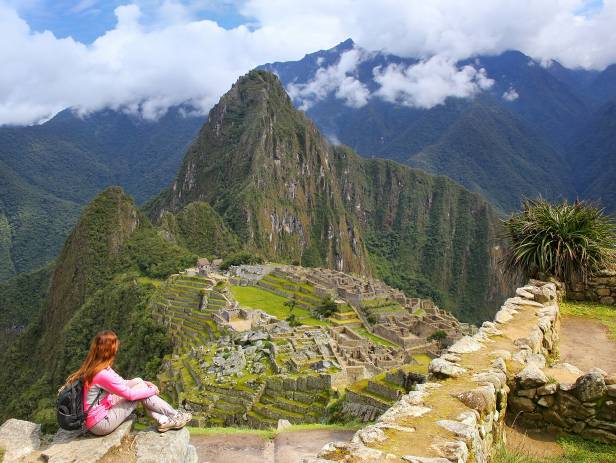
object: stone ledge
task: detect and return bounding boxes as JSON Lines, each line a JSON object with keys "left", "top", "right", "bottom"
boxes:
{"left": 0, "top": 419, "right": 41, "bottom": 463}
{"left": 0, "top": 417, "right": 196, "bottom": 463}
{"left": 304, "top": 281, "right": 561, "bottom": 463}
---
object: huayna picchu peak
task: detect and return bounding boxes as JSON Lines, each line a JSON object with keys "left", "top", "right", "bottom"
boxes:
{"left": 150, "top": 70, "right": 509, "bottom": 322}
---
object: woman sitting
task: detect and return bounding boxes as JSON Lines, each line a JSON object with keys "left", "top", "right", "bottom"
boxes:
{"left": 66, "top": 330, "right": 191, "bottom": 435}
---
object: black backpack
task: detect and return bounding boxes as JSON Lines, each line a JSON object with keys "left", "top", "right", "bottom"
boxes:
{"left": 57, "top": 379, "right": 103, "bottom": 430}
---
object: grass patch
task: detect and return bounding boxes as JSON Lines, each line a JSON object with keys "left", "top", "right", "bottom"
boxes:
{"left": 187, "top": 422, "right": 360, "bottom": 440}
{"left": 354, "top": 326, "right": 398, "bottom": 348}
{"left": 561, "top": 301, "right": 616, "bottom": 340}
{"left": 230, "top": 285, "right": 326, "bottom": 326}
{"left": 277, "top": 422, "right": 362, "bottom": 433}
{"left": 493, "top": 435, "right": 616, "bottom": 463}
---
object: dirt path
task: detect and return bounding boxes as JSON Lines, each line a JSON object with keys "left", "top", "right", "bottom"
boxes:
{"left": 191, "top": 429, "right": 355, "bottom": 463}
{"left": 560, "top": 317, "right": 616, "bottom": 374}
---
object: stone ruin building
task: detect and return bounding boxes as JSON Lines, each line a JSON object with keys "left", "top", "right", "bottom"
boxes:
{"left": 152, "top": 263, "right": 474, "bottom": 426}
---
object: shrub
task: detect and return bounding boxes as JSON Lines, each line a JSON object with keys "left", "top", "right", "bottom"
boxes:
{"left": 315, "top": 297, "right": 338, "bottom": 318}
{"left": 502, "top": 199, "right": 615, "bottom": 284}
{"left": 428, "top": 330, "right": 447, "bottom": 342}
{"left": 284, "top": 295, "right": 298, "bottom": 313}
{"left": 286, "top": 313, "right": 301, "bottom": 327}
{"left": 220, "top": 251, "right": 264, "bottom": 270}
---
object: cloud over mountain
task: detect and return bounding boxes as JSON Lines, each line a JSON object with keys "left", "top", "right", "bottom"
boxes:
{"left": 1, "top": 0, "right": 616, "bottom": 125}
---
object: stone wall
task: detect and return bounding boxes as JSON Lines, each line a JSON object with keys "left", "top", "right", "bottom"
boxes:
{"left": 304, "top": 280, "right": 565, "bottom": 463}
{"left": 568, "top": 268, "right": 616, "bottom": 305}
{"left": 509, "top": 367, "right": 616, "bottom": 443}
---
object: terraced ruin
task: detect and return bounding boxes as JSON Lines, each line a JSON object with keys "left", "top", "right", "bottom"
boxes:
{"left": 152, "top": 262, "right": 474, "bottom": 428}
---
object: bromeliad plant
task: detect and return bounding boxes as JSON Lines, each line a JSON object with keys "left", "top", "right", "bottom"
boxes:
{"left": 502, "top": 199, "right": 616, "bottom": 284}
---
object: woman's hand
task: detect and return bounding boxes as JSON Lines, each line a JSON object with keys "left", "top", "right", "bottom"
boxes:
{"left": 145, "top": 381, "right": 159, "bottom": 394}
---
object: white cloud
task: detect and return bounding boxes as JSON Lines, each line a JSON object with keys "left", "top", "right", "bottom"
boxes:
{"left": 287, "top": 48, "right": 370, "bottom": 110}
{"left": 1, "top": 0, "right": 616, "bottom": 125}
{"left": 373, "top": 57, "right": 494, "bottom": 109}
{"left": 502, "top": 87, "right": 520, "bottom": 101}
{"left": 243, "top": 0, "right": 616, "bottom": 68}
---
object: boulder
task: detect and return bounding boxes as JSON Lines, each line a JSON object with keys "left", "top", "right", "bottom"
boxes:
{"left": 429, "top": 358, "right": 466, "bottom": 379}
{"left": 455, "top": 385, "right": 496, "bottom": 414}
{"left": 135, "top": 427, "right": 195, "bottom": 463}
{"left": 448, "top": 336, "right": 483, "bottom": 354}
{"left": 516, "top": 365, "right": 548, "bottom": 388}
{"left": 516, "top": 287, "right": 535, "bottom": 300}
{"left": 436, "top": 420, "right": 476, "bottom": 440}
{"left": 537, "top": 383, "right": 558, "bottom": 396}
{"left": 0, "top": 419, "right": 41, "bottom": 463}
{"left": 430, "top": 438, "right": 468, "bottom": 462}
{"left": 277, "top": 419, "right": 292, "bottom": 431}
{"left": 42, "top": 419, "right": 133, "bottom": 463}
{"left": 403, "top": 456, "right": 452, "bottom": 463}
{"left": 574, "top": 373, "right": 607, "bottom": 403}
{"left": 509, "top": 396, "right": 536, "bottom": 413}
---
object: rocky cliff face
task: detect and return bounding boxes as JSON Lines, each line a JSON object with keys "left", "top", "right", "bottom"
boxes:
{"left": 152, "top": 70, "right": 509, "bottom": 321}
{"left": 151, "top": 70, "right": 368, "bottom": 274}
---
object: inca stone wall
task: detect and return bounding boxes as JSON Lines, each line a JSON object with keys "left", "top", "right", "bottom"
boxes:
{"left": 568, "top": 268, "right": 616, "bottom": 305}
{"left": 304, "top": 280, "right": 575, "bottom": 463}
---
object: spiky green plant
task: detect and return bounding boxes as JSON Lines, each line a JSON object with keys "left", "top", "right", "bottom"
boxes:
{"left": 502, "top": 199, "right": 615, "bottom": 284}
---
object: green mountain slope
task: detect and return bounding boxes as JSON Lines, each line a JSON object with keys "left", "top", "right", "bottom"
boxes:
{"left": 0, "top": 265, "right": 52, "bottom": 353}
{"left": 408, "top": 100, "right": 573, "bottom": 211}
{"left": 0, "top": 160, "right": 81, "bottom": 279}
{"left": 570, "top": 100, "right": 616, "bottom": 212}
{"left": 0, "top": 109, "right": 203, "bottom": 280}
{"left": 0, "top": 187, "right": 194, "bottom": 426}
{"left": 151, "top": 70, "right": 509, "bottom": 321}
{"left": 150, "top": 71, "right": 369, "bottom": 274}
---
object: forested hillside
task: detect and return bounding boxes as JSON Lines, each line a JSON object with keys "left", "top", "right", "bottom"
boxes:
{"left": 0, "top": 108, "right": 204, "bottom": 280}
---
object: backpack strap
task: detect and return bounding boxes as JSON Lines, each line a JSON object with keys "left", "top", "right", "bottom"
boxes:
{"left": 84, "top": 385, "right": 104, "bottom": 417}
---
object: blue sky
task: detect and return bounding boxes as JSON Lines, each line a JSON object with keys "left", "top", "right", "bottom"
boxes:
{"left": 18, "top": 0, "right": 250, "bottom": 43}
{"left": 15, "top": 0, "right": 606, "bottom": 44}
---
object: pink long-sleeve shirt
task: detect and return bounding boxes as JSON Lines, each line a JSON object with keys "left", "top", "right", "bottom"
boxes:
{"left": 83, "top": 367, "right": 157, "bottom": 429}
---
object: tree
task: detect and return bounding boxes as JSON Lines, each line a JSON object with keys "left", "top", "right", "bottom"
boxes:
{"left": 283, "top": 295, "right": 298, "bottom": 313}
{"left": 286, "top": 313, "right": 301, "bottom": 327}
{"left": 315, "top": 296, "right": 338, "bottom": 318}
{"left": 428, "top": 329, "right": 448, "bottom": 347}
{"left": 219, "top": 251, "right": 264, "bottom": 270}
{"left": 502, "top": 199, "right": 615, "bottom": 285}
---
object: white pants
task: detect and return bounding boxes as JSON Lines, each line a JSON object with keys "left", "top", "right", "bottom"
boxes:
{"left": 90, "top": 378, "right": 177, "bottom": 436}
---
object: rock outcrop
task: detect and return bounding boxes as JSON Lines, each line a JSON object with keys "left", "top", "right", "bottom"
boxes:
{"left": 0, "top": 419, "right": 40, "bottom": 462}
{"left": 0, "top": 418, "right": 196, "bottom": 463}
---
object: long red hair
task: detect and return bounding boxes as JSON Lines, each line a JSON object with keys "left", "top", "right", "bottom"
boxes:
{"left": 66, "top": 330, "right": 120, "bottom": 386}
